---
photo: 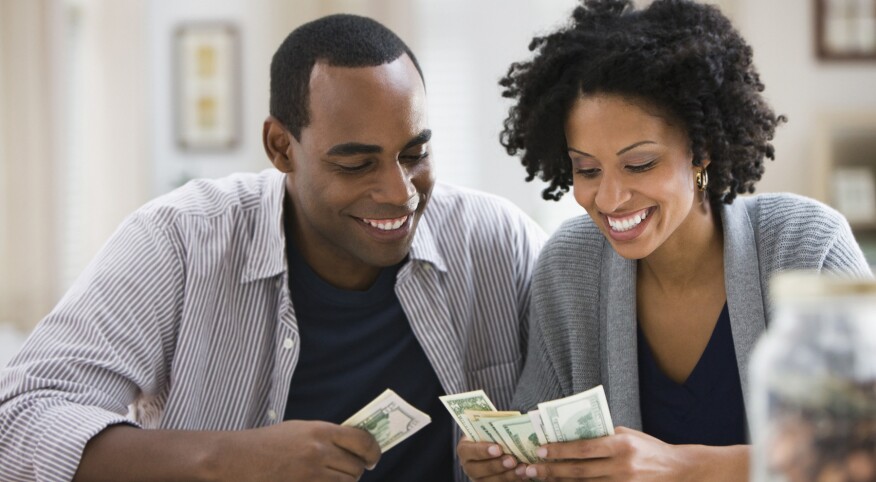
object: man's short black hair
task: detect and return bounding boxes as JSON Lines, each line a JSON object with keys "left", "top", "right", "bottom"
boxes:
{"left": 270, "top": 14, "right": 424, "bottom": 139}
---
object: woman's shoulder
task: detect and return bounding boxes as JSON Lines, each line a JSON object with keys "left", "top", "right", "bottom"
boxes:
{"left": 736, "top": 192, "right": 848, "bottom": 237}
{"left": 539, "top": 213, "right": 606, "bottom": 265}
{"left": 732, "top": 193, "right": 865, "bottom": 273}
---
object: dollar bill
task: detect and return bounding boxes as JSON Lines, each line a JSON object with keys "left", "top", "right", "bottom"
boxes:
{"left": 463, "top": 410, "right": 521, "bottom": 443}
{"left": 490, "top": 414, "right": 542, "bottom": 464}
{"left": 342, "top": 388, "right": 431, "bottom": 453}
{"left": 527, "top": 409, "right": 548, "bottom": 445}
{"left": 537, "top": 385, "right": 614, "bottom": 443}
{"left": 439, "top": 390, "right": 497, "bottom": 440}
{"left": 473, "top": 417, "right": 513, "bottom": 454}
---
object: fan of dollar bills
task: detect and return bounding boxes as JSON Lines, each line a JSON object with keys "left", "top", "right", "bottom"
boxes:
{"left": 439, "top": 385, "right": 615, "bottom": 464}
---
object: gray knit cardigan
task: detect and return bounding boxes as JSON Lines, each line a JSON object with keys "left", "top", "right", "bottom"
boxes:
{"left": 513, "top": 193, "right": 872, "bottom": 430}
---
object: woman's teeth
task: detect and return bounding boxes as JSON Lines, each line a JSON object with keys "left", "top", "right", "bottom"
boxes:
{"left": 607, "top": 209, "right": 649, "bottom": 232}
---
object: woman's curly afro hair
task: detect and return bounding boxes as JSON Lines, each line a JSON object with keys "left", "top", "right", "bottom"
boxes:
{"left": 500, "top": 0, "right": 786, "bottom": 204}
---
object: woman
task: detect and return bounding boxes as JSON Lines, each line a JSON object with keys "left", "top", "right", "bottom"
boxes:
{"left": 459, "top": 0, "right": 872, "bottom": 480}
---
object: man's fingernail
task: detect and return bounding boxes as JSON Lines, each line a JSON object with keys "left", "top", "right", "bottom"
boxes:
{"left": 516, "top": 464, "right": 527, "bottom": 476}
{"left": 526, "top": 466, "right": 538, "bottom": 478}
{"left": 536, "top": 447, "right": 547, "bottom": 458}
{"left": 488, "top": 445, "right": 502, "bottom": 457}
{"left": 366, "top": 463, "right": 377, "bottom": 470}
{"left": 503, "top": 457, "right": 516, "bottom": 469}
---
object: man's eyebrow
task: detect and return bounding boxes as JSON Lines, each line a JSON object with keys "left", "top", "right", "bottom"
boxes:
{"left": 567, "top": 140, "right": 657, "bottom": 158}
{"left": 402, "top": 130, "right": 432, "bottom": 150}
{"left": 326, "top": 143, "right": 383, "bottom": 157}
{"left": 325, "top": 130, "right": 432, "bottom": 157}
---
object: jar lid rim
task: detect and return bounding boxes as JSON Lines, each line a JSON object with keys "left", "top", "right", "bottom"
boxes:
{"left": 771, "top": 271, "right": 876, "bottom": 300}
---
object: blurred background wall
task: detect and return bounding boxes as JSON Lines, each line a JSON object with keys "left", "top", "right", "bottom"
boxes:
{"left": 2, "top": 0, "right": 876, "bottom": 363}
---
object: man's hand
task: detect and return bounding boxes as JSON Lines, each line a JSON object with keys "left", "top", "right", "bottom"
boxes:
{"left": 457, "top": 436, "right": 527, "bottom": 481}
{"left": 215, "top": 420, "right": 382, "bottom": 481}
{"left": 74, "top": 420, "right": 381, "bottom": 482}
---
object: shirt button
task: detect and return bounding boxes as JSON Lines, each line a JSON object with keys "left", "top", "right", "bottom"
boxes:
{"left": 423, "top": 264, "right": 433, "bottom": 272}
{"left": 283, "top": 338, "right": 294, "bottom": 349}
{"left": 268, "top": 409, "right": 278, "bottom": 420}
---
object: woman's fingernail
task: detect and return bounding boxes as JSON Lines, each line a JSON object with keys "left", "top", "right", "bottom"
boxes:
{"left": 526, "top": 466, "right": 538, "bottom": 478}
{"left": 488, "top": 445, "right": 502, "bottom": 457}
{"left": 503, "top": 457, "right": 516, "bottom": 469}
{"left": 515, "top": 465, "right": 527, "bottom": 476}
{"left": 536, "top": 447, "right": 547, "bottom": 458}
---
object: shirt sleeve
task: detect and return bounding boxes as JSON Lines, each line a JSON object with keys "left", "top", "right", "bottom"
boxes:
{"left": 512, "top": 211, "right": 548, "bottom": 355}
{"left": 0, "top": 212, "right": 185, "bottom": 482}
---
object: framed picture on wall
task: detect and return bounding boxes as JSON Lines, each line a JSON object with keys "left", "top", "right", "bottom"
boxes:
{"left": 174, "top": 23, "right": 240, "bottom": 150}
{"left": 833, "top": 166, "right": 876, "bottom": 225}
{"left": 815, "top": 0, "right": 876, "bottom": 60}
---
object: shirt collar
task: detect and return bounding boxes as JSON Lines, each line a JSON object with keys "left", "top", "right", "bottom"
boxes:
{"left": 407, "top": 210, "right": 448, "bottom": 273}
{"left": 241, "top": 170, "right": 287, "bottom": 283}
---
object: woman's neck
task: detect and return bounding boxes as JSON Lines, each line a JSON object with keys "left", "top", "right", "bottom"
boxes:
{"left": 638, "top": 200, "right": 724, "bottom": 294}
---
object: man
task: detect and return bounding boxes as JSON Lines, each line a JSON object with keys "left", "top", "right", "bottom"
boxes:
{"left": 0, "top": 14, "right": 545, "bottom": 482}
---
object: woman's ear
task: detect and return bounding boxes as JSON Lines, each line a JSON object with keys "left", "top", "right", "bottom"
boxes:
{"left": 263, "top": 116, "right": 294, "bottom": 173}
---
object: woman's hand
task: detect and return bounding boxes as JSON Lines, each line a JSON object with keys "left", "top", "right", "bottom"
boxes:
{"left": 457, "top": 436, "right": 528, "bottom": 481}
{"left": 523, "top": 427, "right": 749, "bottom": 482}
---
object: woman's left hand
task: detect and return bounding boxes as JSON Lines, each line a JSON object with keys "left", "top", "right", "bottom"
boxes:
{"left": 523, "top": 426, "right": 691, "bottom": 481}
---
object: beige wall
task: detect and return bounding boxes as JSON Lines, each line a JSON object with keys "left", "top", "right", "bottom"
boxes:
{"left": 735, "top": 0, "right": 876, "bottom": 201}
{"left": 0, "top": 0, "right": 150, "bottom": 330}
{"left": 0, "top": 1, "right": 57, "bottom": 331}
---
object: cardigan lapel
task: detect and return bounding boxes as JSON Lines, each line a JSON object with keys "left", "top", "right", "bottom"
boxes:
{"left": 721, "top": 199, "right": 767, "bottom": 410}
{"left": 599, "top": 243, "right": 642, "bottom": 430}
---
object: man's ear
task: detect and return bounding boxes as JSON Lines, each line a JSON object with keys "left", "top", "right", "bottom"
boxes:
{"left": 263, "top": 116, "right": 295, "bottom": 173}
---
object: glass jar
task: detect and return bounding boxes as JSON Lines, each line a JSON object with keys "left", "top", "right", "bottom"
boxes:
{"left": 750, "top": 272, "right": 876, "bottom": 482}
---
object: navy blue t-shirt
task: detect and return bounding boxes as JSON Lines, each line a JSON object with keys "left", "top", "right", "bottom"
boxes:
{"left": 637, "top": 303, "right": 748, "bottom": 446}
{"left": 283, "top": 239, "right": 453, "bottom": 481}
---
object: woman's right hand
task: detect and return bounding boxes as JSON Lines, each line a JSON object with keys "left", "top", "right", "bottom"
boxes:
{"left": 457, "top": 436, "right": 528, "bottom": 481}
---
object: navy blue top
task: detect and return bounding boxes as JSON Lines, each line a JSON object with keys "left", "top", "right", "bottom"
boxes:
{"left": 282, "top": 237, "right": 453, "bottom": 481}
{"left": 637, "top": 303, "right": 748, "bottom": 446}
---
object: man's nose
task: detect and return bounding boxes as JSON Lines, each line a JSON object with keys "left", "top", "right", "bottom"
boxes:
{"left": 374, "top": 161, "right": 417, "bottom": 207}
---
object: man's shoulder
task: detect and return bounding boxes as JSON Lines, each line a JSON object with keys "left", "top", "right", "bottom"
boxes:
{"left": 425, "top": 183, "right": 545, "bottom": 238}
{"left": 138, "top": 170, "right": 280, "bottom": 224}
{"left": 427, "top": 183, "right": 524, "bottom": 217}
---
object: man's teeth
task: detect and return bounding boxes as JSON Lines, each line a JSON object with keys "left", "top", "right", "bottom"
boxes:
{"left": 607, "top": 209, "right": 649, "bottom": 232}
{"left": 362, "top": 215, "right": 408, "bottom": 231}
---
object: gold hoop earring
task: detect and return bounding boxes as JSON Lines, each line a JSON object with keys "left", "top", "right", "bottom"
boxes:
{"left": 696, "top": 168, "right": 709, "bottom": 192}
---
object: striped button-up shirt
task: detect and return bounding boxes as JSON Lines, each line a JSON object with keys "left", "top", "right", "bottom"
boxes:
{"left": 0, "top": 169, "right": 546, "bottom": 482}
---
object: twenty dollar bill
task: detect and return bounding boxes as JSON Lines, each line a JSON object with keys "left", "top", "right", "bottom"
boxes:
{"left": 342, "top": 388, "right": 431, "bottom": 453}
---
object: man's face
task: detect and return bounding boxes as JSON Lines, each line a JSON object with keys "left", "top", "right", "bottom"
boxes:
{"left": 269, "top": 55, "right": 434, "bottom": 289}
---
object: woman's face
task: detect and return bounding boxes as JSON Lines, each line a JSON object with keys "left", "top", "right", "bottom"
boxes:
{"left": 565, "top": 94, "right": 707, "bottom": 260}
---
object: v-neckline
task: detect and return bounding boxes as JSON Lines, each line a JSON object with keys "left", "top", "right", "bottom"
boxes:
{"left": 637, "top": 302, "right": 730, "bottom": 395}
